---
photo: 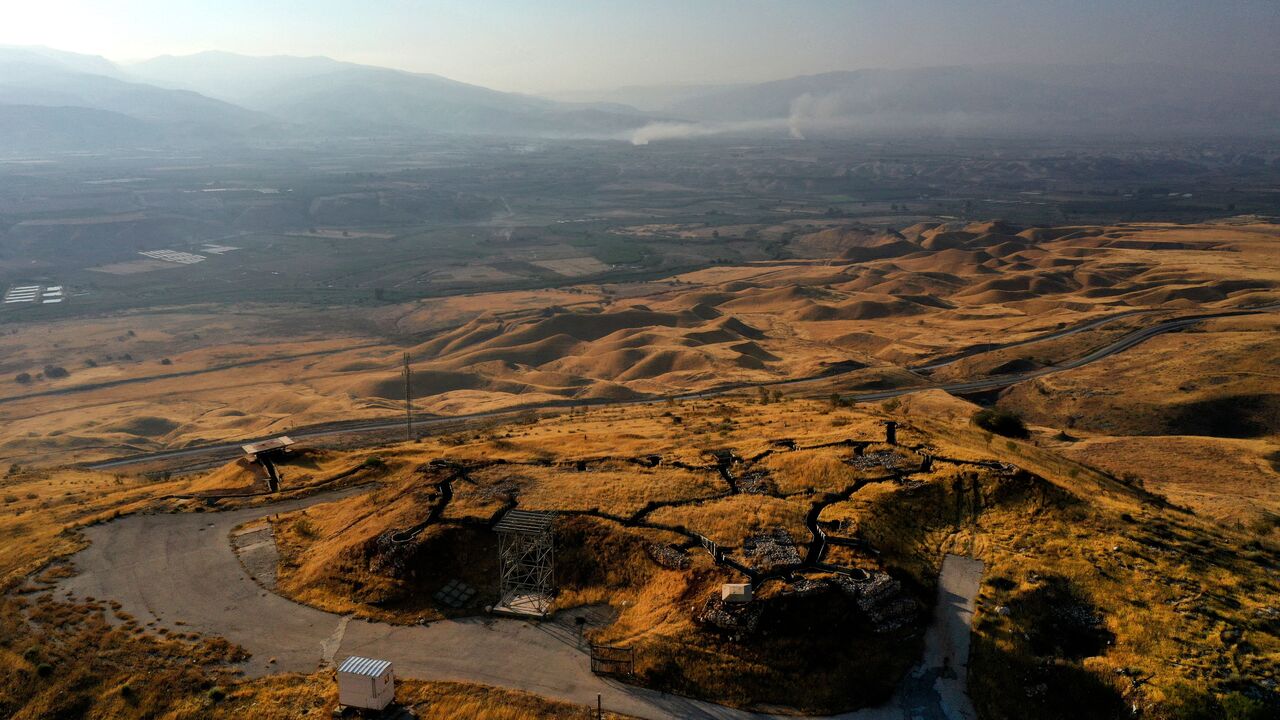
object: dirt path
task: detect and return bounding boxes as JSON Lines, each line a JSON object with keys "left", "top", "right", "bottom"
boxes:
{"left": 53, "top": 487, "right": 984, "bottom": 720}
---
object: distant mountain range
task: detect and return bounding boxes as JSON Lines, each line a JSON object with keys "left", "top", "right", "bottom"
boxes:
{"left": 128, "top": 51, "right": 653, "bottom": 138}
{"left": 1, "top": 45, "right": 1277, "bottom": 151}
{"left": 0, "top": 46, "right": 654, "bottom": 149}
{"left": 656, "top": 64, "right": 1280, "bottom": 140}
{"left": 0, "top": 47, "right": 273, "bottom": 149}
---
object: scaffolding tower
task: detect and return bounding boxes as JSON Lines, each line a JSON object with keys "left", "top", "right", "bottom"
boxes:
{"left": 492, "top": 509, "right": 556, "bottom": 618}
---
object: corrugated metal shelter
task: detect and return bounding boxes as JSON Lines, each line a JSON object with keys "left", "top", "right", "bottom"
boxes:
{"left": 336, "top": 656, "right": 395, "bottom": 711}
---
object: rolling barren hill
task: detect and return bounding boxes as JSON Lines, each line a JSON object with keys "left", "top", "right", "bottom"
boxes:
{"left": 344, "top": 219, "right": 1277, "bottom": 411}
{"left": 1, "top": 219, "right": 1278, "bottom": 719}
{"left": 2, "top": 220, "right": 1276, "bottom": 471}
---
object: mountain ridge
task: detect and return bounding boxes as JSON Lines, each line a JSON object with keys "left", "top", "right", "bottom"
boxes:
{"left": 2, "top": 46, "right": 1278, "bottom": 150}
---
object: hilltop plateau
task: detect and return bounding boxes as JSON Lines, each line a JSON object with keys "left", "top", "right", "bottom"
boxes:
{"left": 1, "top": 392, "right": 1276, "bottom": 718}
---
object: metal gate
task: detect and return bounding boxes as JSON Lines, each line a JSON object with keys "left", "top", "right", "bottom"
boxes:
{"left": 589, "top": 644, "right": 634, "bottom": 677}
{"left": 694, "top": 532, "right": 721, "bottom": 561}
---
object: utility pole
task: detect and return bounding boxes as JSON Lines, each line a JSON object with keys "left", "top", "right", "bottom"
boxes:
{"left": 403, "top": 352, "right": 413, "bottom": 441}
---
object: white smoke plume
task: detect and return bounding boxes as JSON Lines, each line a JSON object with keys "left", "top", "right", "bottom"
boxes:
{"left": 628, "top": 90, "right": 1006, "bottom": 145}
{"left": 627, "top": 118, "right": 793, "bottom": 145}
{"left": 787, "top": 91, "right": 856, "bottom": 139}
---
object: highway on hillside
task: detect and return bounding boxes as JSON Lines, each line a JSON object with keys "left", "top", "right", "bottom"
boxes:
{"left": 83, "top": 304, "right": 1276, "bottom": 473}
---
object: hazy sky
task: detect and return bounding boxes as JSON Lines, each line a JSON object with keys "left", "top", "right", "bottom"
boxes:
{"left": 4, "top": 0, "right": 1277, "bottom": 93}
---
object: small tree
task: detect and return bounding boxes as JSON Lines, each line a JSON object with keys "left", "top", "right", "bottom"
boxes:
{"left": 972, "top": 408, "right": 1029, "bottom": 439}
{"left": 14, "top": 372, "right": 31, "bottom": 384}
{"left": 42, "top": 365, "right": 69, "bottom": 379}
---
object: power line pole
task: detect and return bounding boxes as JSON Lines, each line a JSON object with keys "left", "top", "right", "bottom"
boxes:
{"left": 403, "top": 351, "right": 413, "bottom": 441}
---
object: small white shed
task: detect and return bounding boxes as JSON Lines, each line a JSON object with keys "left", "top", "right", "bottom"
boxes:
{"left": 337, "top": 656, "right": 395, "bottom": 711}
{"left": 722, "top": 583, "right": 753, "bottom": 604}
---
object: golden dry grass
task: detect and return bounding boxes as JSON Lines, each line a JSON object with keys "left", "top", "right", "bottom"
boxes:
{"left": 212, "top": 674, "right": 630, "bottom": 719}
{"left": 0, "top": 387, "right": 1276, "bottom": 716}
{"left": 509, "top": 461, "right": 724, "bottom": 516}
{"left": 1059, "top": 434, "right": 1280, "bottom": 527}
{"left": 2, "top": 219, "right": 1278, "bottom": 716}
{"left": 6, "top": 221, "right": 1274, "bottom": 467}
{"left": 0, "top": 467, "right": 191, "bottom": 590}
{"left": 0, "top": 593, "right": 248, "bottom": 719}
{"left": 647, "top": 494, "right": 809, "bottom": 547}
{"left": 816, "top": 456, "right": 1280, "bottom": 719}
{"left": 1001, "top": 314, "right": 1280, "bottom": 439}
{"left": 0, "top": 592, "right": 628, "bottom": 720}
{"left": 250, "top": 401, "right": 945, "bottom": 711}
{"left": 761, "top": 448, "right": 860, "bottom": 494}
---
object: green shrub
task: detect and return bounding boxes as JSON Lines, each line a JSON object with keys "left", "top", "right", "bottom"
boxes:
{"left": 207, "top": 686, "right": 226, "bottom": 702}
{"left": 1159, "top": 683, "right": 1271, "bottom": 720}
{"left": 42, "top": 365, "right": 69, "bottom": 379}
{"left": 292, "top": 517, "right": 319, "bottom": 540}
{"left": 972, "top": 408, "right": 1029, "bottom": 439}
{"left": 1220, "top": 693, "right": 1270, "bottom": 720}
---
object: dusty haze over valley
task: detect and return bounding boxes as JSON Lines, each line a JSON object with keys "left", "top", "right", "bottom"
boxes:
{"left": 0, "top": 3, "right": 1278, "bottom": 720}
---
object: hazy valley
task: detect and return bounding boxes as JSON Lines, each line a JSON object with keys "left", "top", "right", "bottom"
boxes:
{"left": 1, "top": 22, "right": 1279, "bottom": 720}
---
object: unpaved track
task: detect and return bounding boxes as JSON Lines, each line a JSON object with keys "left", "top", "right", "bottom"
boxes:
{"left": 55, "top": 488, "right": 984, "bottom": 720}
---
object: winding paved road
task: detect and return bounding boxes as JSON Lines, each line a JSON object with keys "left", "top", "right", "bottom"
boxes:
{"left": 55, "top": 486, "right": 982, "bottom": 720}
{"left": 41, "top": 304, "right": 1273, "bottom": 714}
{"left": 83, "top": 304, "right": 1276, "bottom": 474}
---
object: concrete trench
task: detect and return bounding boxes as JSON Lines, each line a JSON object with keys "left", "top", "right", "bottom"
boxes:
{"left": 369, "top": 441, "right": 980, "bottom": 593}
{"left": 52, "top": 434, "right": 993, "bottom": 719}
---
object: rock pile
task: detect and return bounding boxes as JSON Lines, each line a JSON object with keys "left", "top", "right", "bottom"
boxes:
{"left": 475, "top": 478, "right": 520, "bottom": 501}
{"left": 693, "top": 595, "right": 763, "bottom": 640}
{"left": 847, "top": 450, "right": 907, "bottom": 472}
{"left": 743, "top": 528, "right": 801, "bottom": 571}
{"left": 834, "top": 572, "right": 920, "bottom": 633}
{"left": 645, "top": 542, "right": 691, "bottom": 570}
{"left": 736, "top": 469, "right": 776, "bottom": 495}
{"left": 368, "top": 530, "right": 417, "bottom": 574}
